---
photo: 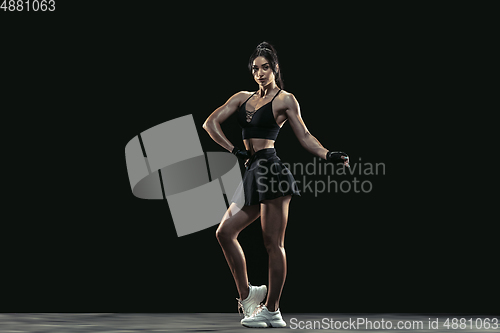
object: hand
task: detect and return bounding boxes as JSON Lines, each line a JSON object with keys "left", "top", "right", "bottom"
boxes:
{"left": 326, "top": 151, "right": 350, "bottom": 168}
{"left": 232, "top": 147, "right": 250, "bottom": 161}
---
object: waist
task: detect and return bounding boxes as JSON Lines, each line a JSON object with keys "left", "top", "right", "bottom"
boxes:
{"left": 246, "top": 148, "right": 278, "bottom": 169}
{"left": 250, "top": 147, "right": 276, "bottom": 157}
{"left": 244, "top": 137, "right": 274, "bottom": 154}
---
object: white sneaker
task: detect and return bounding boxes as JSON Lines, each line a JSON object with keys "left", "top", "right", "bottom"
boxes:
{"left": 237, "top": 283, "right": 267, "bottom": 318}
{"left": 241, "top": 305, "right": 286, "bottom": 328}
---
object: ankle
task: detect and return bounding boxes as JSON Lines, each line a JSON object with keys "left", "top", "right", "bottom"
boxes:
{"left": 240, "top": 285, "right": 250, "bottom": 300}
{"left": 265, "top": 303, "right": 278, "bottom": 312}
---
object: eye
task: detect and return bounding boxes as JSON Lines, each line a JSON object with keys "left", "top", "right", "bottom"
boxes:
{"left": 262, "top": 65, "right": 269, "bottom": 70}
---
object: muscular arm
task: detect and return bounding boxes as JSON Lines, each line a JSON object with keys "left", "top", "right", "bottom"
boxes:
{"left": 203, "top": 92, "right": 245, "bottom": 152}
{"left": 285, "top": 94, "right": 329, "bottom": 160}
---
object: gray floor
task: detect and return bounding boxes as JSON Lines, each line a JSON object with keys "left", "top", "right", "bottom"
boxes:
{"left": 0, "top": 313, "right": 497, "bottom": 332}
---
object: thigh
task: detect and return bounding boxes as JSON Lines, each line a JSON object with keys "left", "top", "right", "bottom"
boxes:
{"left": 219, "top": 202, "right": 261, "bottom": 235}
{"left": 260, "top": 195, "right": 292, "bottom": 246}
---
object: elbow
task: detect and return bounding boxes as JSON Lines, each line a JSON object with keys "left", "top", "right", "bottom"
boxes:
{"left": 202, "top": 119, "right": 211, "bottom": 132}
{"left": 203, "top": 118, "right": 220, "bottom": 133}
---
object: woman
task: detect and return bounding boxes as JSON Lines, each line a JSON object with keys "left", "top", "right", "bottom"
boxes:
{"left": 203, "top": 42, "right": 349, "bottom": 328}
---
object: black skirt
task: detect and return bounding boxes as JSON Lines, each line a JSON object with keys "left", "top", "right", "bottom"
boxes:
{"left": 231, "top": 148, "right": 300, "bottom": 206}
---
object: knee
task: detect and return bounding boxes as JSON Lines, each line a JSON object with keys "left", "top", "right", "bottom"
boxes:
{"left": 216, "top": 224, "right": 234, "bottom": 244}
{"left": 215, "top": 225, "right": 225, "bottom": 242}
{"left": 263, "top": 236, "right": 284, "bottom": 254}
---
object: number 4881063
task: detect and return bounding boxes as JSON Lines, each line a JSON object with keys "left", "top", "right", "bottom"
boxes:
{"left": 1, "top": 0, "right": 56, "bottom": 11}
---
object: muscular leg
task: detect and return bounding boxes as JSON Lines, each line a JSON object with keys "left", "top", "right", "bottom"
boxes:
{"left": 260, "top": 195, "right": 291, "bottom": 312}
{"left": 216, "top": 203, "right": 261, "bottom": 300}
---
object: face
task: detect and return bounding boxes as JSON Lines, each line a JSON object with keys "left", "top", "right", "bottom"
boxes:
{"left": 252, "top": 56, "right": 276, "bottom": 87}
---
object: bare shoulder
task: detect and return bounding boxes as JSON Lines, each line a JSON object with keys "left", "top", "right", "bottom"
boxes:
{"left": 226, "top": 91, "right": 254, "bottom": 107}
{"left": 276, "top": 90, "right": 299, "bottom": 111}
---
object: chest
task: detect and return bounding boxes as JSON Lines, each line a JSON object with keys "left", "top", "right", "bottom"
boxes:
{"left": 243, "top": 96, "right": 286, "bottom": 122}
{"left": 245, "top": 95, "right": 276, "bottom": 112}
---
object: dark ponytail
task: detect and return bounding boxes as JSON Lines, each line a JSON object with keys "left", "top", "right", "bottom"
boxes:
{"left": 248, "top": 41, "right": 284, "bottom": 89}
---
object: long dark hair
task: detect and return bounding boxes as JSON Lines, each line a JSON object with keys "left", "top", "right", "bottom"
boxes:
{"left": 248, "top": 41, "right": 284, "bottom": 89}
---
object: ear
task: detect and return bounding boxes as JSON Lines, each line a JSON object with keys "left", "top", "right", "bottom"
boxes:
{"left": 275, "top": 64, "right": 280, "bottom": 75}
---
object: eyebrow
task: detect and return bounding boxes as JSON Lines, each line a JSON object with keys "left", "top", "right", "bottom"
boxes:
{"left": 253, "top": 63, "right": 270, "bottom": 68}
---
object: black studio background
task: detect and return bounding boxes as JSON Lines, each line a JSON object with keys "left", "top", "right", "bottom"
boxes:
{"left": 2, "top": 3, "right": 495, "bottom": 314}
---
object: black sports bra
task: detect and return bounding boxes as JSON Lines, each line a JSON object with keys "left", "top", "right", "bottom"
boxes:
{"left": 236, "top": 89, "right": 282, "bottom": 140}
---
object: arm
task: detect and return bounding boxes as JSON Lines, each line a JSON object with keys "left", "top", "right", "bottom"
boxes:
{"left": 203, "top": 92, "right": 245, "bottom": 152}
{"left": 285, "top": 93, "right": 329, "bottom": 160}
{"left": 285, "top": 93, "right": 349, "bottom": 165}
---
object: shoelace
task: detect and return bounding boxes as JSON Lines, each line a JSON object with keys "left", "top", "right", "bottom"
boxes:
{"left": 236, "top": 298, "right": 245, "bottom": 317}
{"left": 251, "top": 304, "right": 264, "bottom": 317}
{"left": 237, "top": 283, "right": 257, "bottom": 317}
{"left": 237, "top": 298, "right": 264, "bottom": 318}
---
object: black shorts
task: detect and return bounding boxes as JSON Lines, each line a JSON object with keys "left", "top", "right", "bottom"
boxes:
{"left": 231, "top": 148, "right": 300, "bottom": 206}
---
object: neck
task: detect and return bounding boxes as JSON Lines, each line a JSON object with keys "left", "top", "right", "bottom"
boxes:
{"left": 258, "top": 81, "right": 278, "bottom": 98}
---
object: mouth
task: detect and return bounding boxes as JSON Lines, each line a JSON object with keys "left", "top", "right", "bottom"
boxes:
{"left": 258, "top": 78, "right": 266, "bottom": 83}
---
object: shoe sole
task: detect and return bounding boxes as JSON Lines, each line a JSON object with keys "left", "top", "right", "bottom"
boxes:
{"left": 242, "top": 320, "right": 286, "bottom": 328}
